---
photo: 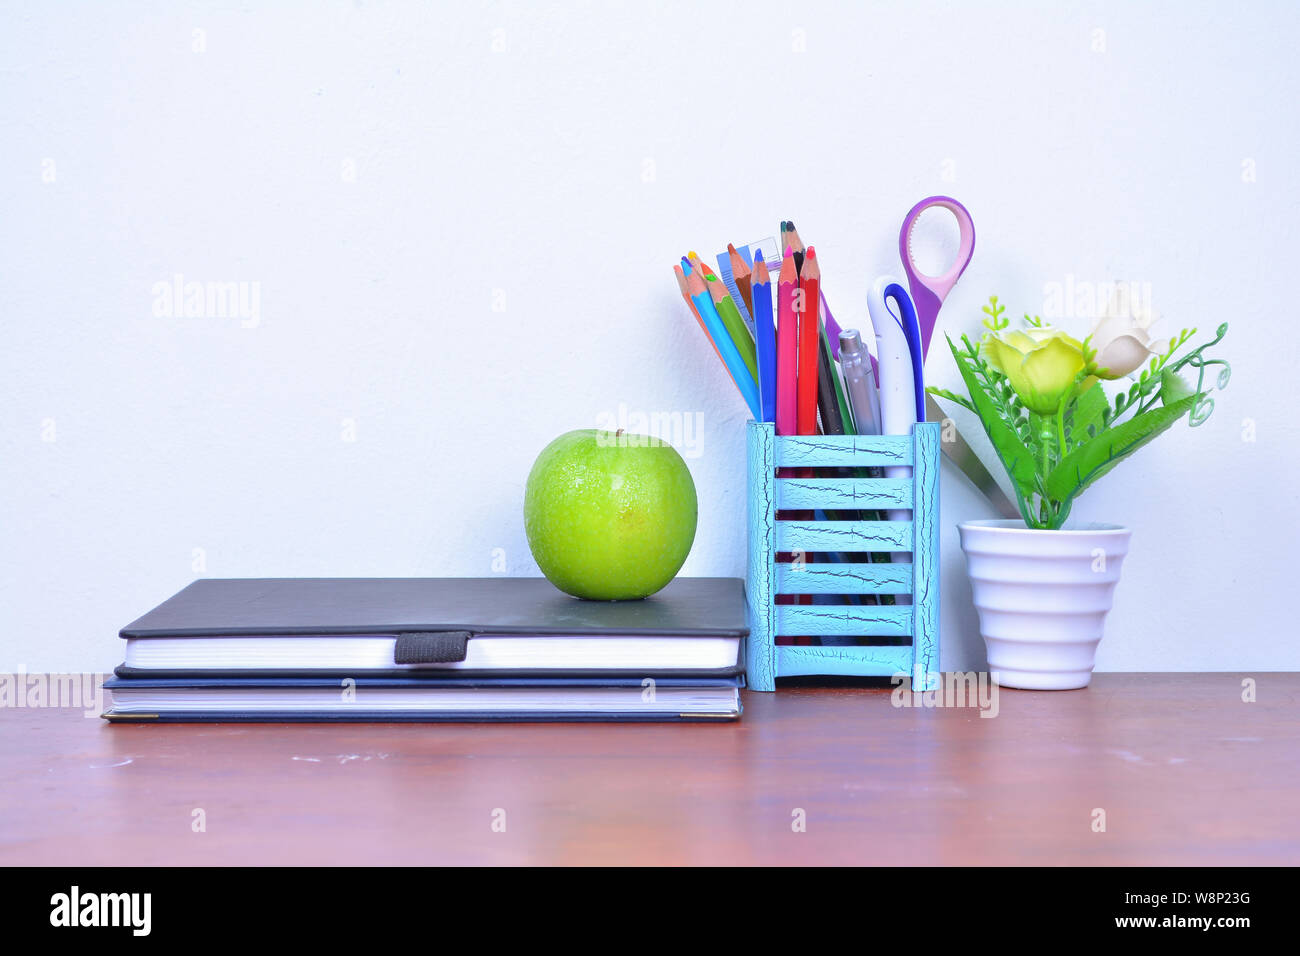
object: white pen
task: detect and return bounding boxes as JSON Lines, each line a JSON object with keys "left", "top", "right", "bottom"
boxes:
{"left": 868, "top": 275, "right": 922, "bottom": 441}
{"left": 867, "top": 275, "right": 924, "bottom": 579}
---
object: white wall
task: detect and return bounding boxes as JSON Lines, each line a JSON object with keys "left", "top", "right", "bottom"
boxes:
{"left": 3, "top": 0, "right": 1296, "bottom": 673}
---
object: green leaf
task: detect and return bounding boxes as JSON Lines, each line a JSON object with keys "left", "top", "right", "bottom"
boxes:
{"left": 981, "top": 296, "right": 1008, "bottom": 331}
{"left": 926, "top": 386, "right": 976, "bottom": 413}
{"left": 1044, "top": 394, "right": 1201, "bottom": 501}
{"left": 1160, "top": 367, "right": 1194, "bottom": 406}
{"left": 1067, "top": 382, "right": 1108, "bottom": 447}
{"left": 946, "top": 335, "right": 1038, "bottom": 495}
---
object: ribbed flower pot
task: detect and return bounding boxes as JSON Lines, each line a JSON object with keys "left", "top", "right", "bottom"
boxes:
{"left": 958, "top": 520, "right": 1132, "bottom": 690}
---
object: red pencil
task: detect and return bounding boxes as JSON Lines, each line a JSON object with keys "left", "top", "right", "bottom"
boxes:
{"left": 796, "top": 246, "right": 821, "bottom": 435}
{"left": 775, "top": 247, "right": 799, "bottom": 436}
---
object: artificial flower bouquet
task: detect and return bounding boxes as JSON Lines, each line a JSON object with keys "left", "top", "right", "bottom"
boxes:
{"left": 929, "top": 295, "right": 1231, "bottom": 530}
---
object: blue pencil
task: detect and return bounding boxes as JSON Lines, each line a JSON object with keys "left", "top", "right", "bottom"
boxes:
{"left": 750, "top": 252, "right": 777, "bottom": 423}
{"left": 686, "top": 268, "right": 761, "bottom": 419}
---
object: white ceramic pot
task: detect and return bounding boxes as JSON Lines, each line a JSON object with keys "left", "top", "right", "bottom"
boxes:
{"left": 958, "top": 519, "right": 1132, "bottom": 690}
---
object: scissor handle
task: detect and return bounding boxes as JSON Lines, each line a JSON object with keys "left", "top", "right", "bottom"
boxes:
{"left": 900, "top": 196, "right": 976, "bottom": 357}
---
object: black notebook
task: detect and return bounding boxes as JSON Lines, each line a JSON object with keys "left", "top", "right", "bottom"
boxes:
{"left": 101, "top": 675, "right": 743, "bottom": 722}
{"left": 115, "top": 577, "right": 747, "bottom": 678}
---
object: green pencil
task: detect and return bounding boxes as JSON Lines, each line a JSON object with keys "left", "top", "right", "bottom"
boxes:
{"left": 821, "top": 322, "right": 854, "bottom": 432}
{"left": 704, "top": 270, "right": 758, "bottom": 382}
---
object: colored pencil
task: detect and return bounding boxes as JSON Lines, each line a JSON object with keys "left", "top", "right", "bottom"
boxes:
{"left": 811, "top": 329, "right": 872, "bottom": 614}
{"left": 815, "top": 331, "right": 844, "bottom": 436}
{"left": 800, "top": 242, "right": 870, "bottom": 612}
{"left": 826, "top": 323, "right": 855, "bottom": 432}
{"left": 775, "top": 246, "right": 799, "bottom": 436}
{"left": 687, "top": 269, "right": 760, "bottom": 418}
{"left": 675, "top": 264, "right": 738, "bottom": 392}
{"left": 786, "top": 220, "right": 805, "bottom": 275}
{"left": 791, "top": 238, "right": 819, "bottom": 637}
{"left": 674, "top": 264, "right": 702, "bottom": 322}
{"left": 704, "top": 271, "right": 759, "bottom": 383}
{"left": 750, "top": 252, "right": 777, "bottom": 423}
{"left": 812, "top": 255, "right": 854, "bottom": 433}
{"left": 796, "top": 246, "right": 821, "bottom": 436}
{"left": 785, "top": 221, "right": 805, "bottom": 253}
{"left": 774, "top": 244, "right": 811, "bottom": 637}
{"left": 727, "top": 243, "right": 754, "bottom": 316}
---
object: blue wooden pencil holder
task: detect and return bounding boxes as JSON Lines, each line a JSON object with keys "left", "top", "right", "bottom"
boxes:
{"left": 745, "top": 420, "right": 941, "bottom": 692}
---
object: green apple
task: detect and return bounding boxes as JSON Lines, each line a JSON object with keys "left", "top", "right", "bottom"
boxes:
{"left": 524, "top": 429, "right": 697, "bottom": 600}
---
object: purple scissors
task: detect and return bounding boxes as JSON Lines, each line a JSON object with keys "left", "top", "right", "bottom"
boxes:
{"left": 899, "top": 196, "right": 975, "bottom": 359}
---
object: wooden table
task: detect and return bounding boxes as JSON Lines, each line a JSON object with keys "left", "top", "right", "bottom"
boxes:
{"left": 2, "top": 673, "right": 1295, "bottom": 866}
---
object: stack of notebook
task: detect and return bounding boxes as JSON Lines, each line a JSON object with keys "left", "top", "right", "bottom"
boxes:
{"left": 103, "top": 577, "right": 747, "bottom": 722}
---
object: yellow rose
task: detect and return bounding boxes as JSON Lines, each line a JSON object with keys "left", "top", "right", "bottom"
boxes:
{"left": 982, "top": 327, "right": 1088, "bottom": 415}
